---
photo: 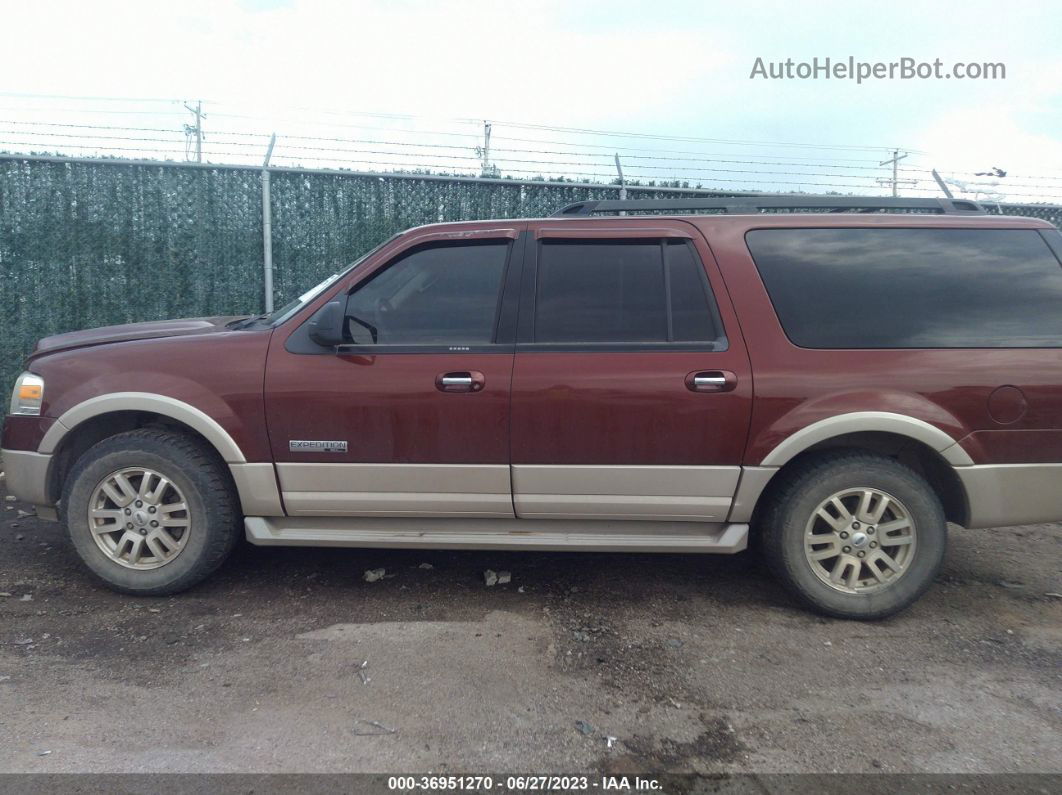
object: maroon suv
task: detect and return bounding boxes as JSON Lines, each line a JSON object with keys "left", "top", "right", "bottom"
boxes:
{"left": 5, "top": 196, "right": 1061, "bottom": 619}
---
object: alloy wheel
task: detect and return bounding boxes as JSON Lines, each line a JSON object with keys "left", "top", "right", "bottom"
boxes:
{"left": 803, "top": 487, "right": 918, "bottom": 594}
{"left": 87, "top": 467, "right": 191, "bottom": 569}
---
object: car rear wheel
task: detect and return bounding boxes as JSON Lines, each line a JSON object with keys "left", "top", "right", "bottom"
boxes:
{"left": 758, "top": 452, "right": 946, "bottom": 620}
{"left": 62, "top": 428, "right": 241, "bottom": 595}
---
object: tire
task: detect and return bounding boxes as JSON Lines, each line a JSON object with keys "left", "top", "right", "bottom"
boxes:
{"left": 758, "top": 452, "right": 946, "bottom": 620}
{"left": 61, "top": 428, "right": 242, "bottom": 595}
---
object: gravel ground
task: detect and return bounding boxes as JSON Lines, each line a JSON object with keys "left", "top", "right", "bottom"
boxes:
{"left": 0, "top": 480, "right": 1059, "bottom": 775}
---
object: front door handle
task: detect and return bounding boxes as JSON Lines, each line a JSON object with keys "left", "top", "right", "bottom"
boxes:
{"left": 436, "top": 371, "right": 485, "bottom": 393}
{"left": 686, "top": 370, "right": 737, "bottom": 393}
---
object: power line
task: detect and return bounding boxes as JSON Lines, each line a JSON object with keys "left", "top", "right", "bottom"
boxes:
{"left": 0, "top": 133, "right": 890, "bottom": 182}
{"left": 206, "top": 110, "right": 481, "bottom": 140}
{"left": 0, "top": 104, "right": 187, "bottom": 116}
{"left": 7, "top": 93, "right": 1062, "bottom": 180}
{"left": 0, "top": 92, "right": 933, "bottom": 157}
{"left": 0, "top": 91, "right": 182, "bottom": 104}
{"left": 463, "top": 117, "right": 924, "bottom": 154}
{"left": 487, "top": 133, "right": 898, "bottom": 163}
{"left": 0, "top": 120, "right": 904, "bottom": 169}
{"left": 15, "top": 107, "right": 1060, "bottom": 178}
{"left": 2, "top": 94, "right": 1060, "bottom": 198}
{"left": 0, "top": 143, "right": 485, "bottom": 174}
{"left": 0, "top": 93, "right": 918, "bottom": 154}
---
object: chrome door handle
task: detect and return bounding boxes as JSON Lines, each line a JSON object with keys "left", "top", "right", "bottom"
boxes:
{"left": 436, "top": 371, "right": 485, "bottom": 393}
{"left": 694, "top": 375, "right": 726, "bottom": 388}
{"left": 685, "top": 370, "right": 737, "bottom": 393}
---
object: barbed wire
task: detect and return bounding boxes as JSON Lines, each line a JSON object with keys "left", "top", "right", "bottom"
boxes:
{"left": 1, "top": 95, "right": 1060, "bottom": 200}
{"left": 0, "top": 120, "right": 915, "bottom": 170}
{"left": 3, "top": 133, "right": 1060, "bottom": 194}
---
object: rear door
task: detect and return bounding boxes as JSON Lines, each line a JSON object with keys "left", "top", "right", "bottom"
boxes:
{"left": 509, "top": 220, "right": 753, "bottom": 521}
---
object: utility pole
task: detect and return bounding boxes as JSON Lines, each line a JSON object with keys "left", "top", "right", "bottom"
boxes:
{"left": 477, "top": 121, "right": 498, "bottom": 178}
{"left": 878, "top": 148, "right": 908, "bottom": 197}
{"left": 184, "top": 100, "right": 205, "bottom": 163}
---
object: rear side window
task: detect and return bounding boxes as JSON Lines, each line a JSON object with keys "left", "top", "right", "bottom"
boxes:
{"left": 667, "top": 241, "right": 718, "bottom": 341}
{"left": 746, "top": 228, "right": 1062, "bottom": 348}
{"left": 533, "top": 240, "right": 723, "bottom": 346}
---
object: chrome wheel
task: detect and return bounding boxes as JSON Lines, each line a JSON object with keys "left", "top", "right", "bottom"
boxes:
{"left": 87, "top": 467, "right": 191, "bottom": 570}
{"left": 803, "top": 487, "right": 917, "bottom": 594}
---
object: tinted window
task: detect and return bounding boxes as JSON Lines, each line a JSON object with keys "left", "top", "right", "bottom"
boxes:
{"left": 747, "top": 228, "right": 1062, "bottom": 348}
{"left": 533, "top": 240, "right": 721, "bottom": 344}
{"left": 344, "top": 241, "right": 507, "bottom": 345}
{"left": 535, "top": 241, "right": 665, "bottom": 342}
{"left": 667, "top": 241, "right": 718, "bottom": 341}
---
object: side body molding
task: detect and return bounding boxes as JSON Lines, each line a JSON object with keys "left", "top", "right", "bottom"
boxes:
{"left": 40, "top": 392, "right": 247, "bottom": 462}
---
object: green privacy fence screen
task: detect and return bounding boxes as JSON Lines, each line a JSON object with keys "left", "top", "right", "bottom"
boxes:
{"left": 1, "top": 153, "right": 1060, "bottom": 397}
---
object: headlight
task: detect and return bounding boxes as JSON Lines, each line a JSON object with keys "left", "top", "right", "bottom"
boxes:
{"left": 10, "top": 372, "right": 44, "bottom": 416}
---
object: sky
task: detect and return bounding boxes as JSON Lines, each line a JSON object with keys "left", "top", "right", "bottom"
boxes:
{"left": 1, "top": 0, "right": 1060, "bottom": 201}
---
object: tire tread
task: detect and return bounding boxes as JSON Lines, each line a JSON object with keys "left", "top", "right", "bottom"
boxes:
{"left": 757, "top": 451, "right": 946, "bottom": 620}
{"left": 61, "top": 428, "right": 241, "bottom": 595}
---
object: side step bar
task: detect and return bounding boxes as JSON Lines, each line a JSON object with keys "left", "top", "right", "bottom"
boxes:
{"left": 245, "top": 516, "right": 749, "bottom": 554}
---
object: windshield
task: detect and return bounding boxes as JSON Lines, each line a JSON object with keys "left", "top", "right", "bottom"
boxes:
{"left": 262, "top": 234, "right": 402, "bottom": 326}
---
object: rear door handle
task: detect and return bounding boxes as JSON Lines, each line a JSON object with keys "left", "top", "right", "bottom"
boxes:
{"left": 686, "top": 370, "right": 737, "bottom": 393}
{"left": 436, "top": 371, "right": 485, "bottom": 393}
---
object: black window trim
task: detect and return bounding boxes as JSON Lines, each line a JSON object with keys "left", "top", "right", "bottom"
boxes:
{"left": 1040, "top": 227, "right": 1062, "bottom": 265}
{"left": 285, "top": 233, "right": 524, "bottom": 355}
{"left": 745, "top": 225, "right": 1062, "bottom": 351}
{"left": 516, "top": 236, "right": 729, "bottom": 353}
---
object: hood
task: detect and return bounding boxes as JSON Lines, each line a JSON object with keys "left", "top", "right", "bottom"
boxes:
{"left": 31, "top": 316, "right": 247, "bottom": 357}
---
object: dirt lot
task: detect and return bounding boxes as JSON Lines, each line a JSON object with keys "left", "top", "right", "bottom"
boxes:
{"left": 0, "top": 479, "right": 1059, "bottom": 776}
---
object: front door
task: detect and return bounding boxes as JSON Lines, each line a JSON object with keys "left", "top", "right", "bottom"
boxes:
{"left": 509, "top": 220, "right": 752, "bottom": 521}
{"left": 264, "top": 227, "right": 524, "bottom": 517}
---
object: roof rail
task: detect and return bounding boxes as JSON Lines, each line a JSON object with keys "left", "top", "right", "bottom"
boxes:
{"left": 553, "top": 196, "right": 987, "bottom": 217}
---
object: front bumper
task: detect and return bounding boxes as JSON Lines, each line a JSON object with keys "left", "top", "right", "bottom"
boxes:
{"left": 1, "top": 448, "right": 53, "bottom": 508}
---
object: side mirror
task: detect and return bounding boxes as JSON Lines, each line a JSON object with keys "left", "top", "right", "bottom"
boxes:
{"left": 308, "top": 300, "right": 345, "bottom": 347}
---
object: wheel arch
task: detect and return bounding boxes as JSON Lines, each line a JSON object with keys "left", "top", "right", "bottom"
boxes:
{"left": 758, "top": 411, "right": 973, "bottom": 468}
{"left": 45, "top": 412, "right": 223, "bottom": 505}
{"left": 41, "top": 393, "right": 245, "bottom": 463}
{"left": 737, "top": 426, "right": 971, "bottom": 529}
{"left": 37, "top": 394, "right": 277, "bottom": 514}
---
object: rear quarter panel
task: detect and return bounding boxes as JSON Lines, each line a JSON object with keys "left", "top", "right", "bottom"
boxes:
{"left": 694, "top": 214, "right": 1062, "bottom": 465}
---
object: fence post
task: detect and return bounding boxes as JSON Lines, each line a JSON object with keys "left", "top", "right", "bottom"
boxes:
{"left": 614, "top": 153, "right": 626, "bottom": 200}
{"left": 614, "top": 154, "right": 627, "bottom": 216}
{"left": 261, "top": 134, "right": 277, "bottom": 313}
{"left": 931, "top": 169, "right": 954, "bottom": 198}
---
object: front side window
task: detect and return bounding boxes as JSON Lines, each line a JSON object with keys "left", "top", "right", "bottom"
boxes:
{"left": 343, "top": 241, "right": 509, "bottom": 346}
{"left": 747, "top": 228, "right": 1062, "bottom": 348}
{"left": 532, "top": 239, "right": 723, "bottom": 346}
{"left": 263, "top": 234, "right": 401, "bottom": 328}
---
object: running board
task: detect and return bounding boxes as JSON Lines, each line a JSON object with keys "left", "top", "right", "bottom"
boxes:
{"left": 244, "top": 516, "right": 748, "bottom": 554}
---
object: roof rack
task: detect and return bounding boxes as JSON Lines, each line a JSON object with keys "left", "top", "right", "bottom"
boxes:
{"left": 553, "top": 196, "right": 987, "bottom": 217}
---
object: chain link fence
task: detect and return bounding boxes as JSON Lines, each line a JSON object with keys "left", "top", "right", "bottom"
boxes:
{"left": 1, "top": 153, "right": 1060, "bottom": 397}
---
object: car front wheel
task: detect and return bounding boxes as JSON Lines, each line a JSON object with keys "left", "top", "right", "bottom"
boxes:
{"left": 62, "top": 428, "right": 241, "bottom": 595}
